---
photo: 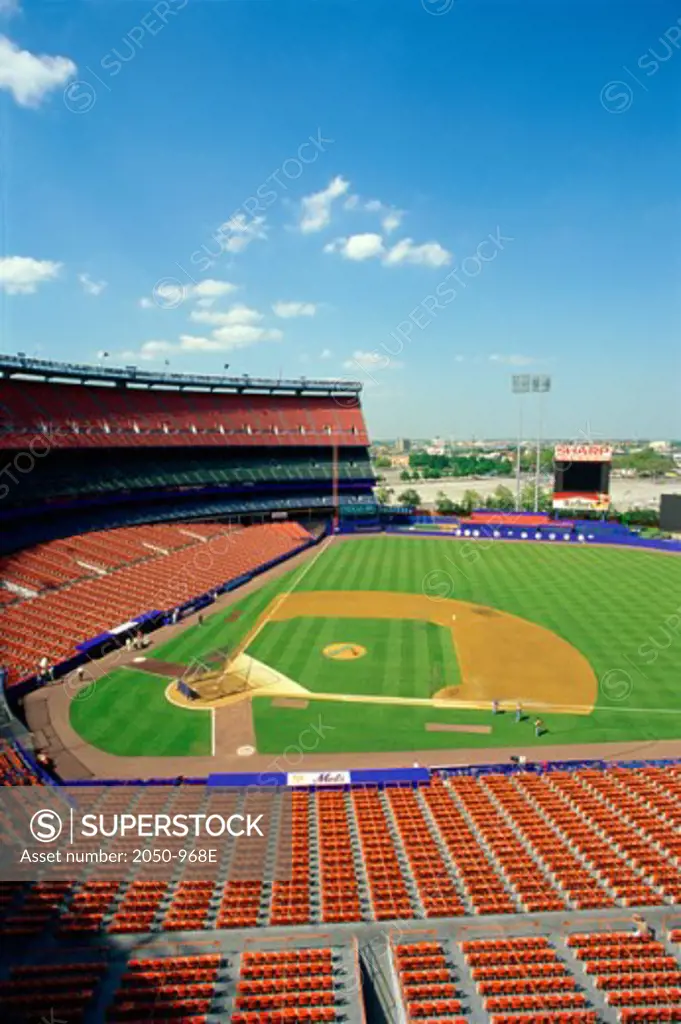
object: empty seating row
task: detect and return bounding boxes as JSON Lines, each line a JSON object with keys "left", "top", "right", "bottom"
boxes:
{"left": 394, "top": 939, "right": 466, "bottom": 1021}
{"left": 0, "top": 380, "right": 369, "bottom": 448}
{"left": 1, "top": 522, "right": 311, "bottom": 684}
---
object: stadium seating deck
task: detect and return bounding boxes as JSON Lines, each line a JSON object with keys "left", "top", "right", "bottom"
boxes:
{"left": 2, "top": 750, "right": 681, "bottom": 1020}
{"left": 0, "top": 521, "right": 312, "bottom": 685}
{"left": 0, "top": 523, "right": 243, "bottom": 592}
{"left": 0, "top": 380, "right": 369, "bottom": 448}
{"left": 5, "top": 450, "right": 374, "bottom": 505}
{"left": 2, "top": 916, "right": 681, "bottom": 1022}
{"left": 2, "top": 765, "right": 681, "bottom": 941}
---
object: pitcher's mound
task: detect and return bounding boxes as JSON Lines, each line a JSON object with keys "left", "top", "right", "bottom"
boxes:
{"left": 323, "top": 643, "right": 367, "bottom": 661}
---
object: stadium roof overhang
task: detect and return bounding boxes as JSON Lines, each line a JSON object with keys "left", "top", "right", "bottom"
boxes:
{"left": 0, "top": 354, "right": 363, "bottom": 396}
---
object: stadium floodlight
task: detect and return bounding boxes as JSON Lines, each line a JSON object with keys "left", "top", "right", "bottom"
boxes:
{"left": 512, "top": 374, "right": 531, "bottom": 394}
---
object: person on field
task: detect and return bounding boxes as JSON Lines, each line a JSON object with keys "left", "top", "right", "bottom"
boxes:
{"left": 515, "top": 701, "right": 523, "bottom": 723}
{"left": 534, "top": 717, "right": 545, "bottom": 737}
{"left": 492, "top": 699, "right": 500, "bottom": 715}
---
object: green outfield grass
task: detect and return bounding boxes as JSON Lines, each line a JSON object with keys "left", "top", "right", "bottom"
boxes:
{"left": 69, "top": 667, "right": 211, "bottom": 756}
{"left": 69, "top": 536, "right": 681, "bottom": 757}
{"left": 248, "top": 617, "right": 460, "bottom": 698}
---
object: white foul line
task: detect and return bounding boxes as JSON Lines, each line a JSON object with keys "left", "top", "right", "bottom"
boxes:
{"left": 241, "top": 534, "right": 334, "bottom": 655}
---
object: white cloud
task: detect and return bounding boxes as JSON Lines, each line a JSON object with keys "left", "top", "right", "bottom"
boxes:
{"left": 383, "top": 238, "right": 451, "bottom": 267}
{"left": 299, "top": 175, "right": 349, "bottom": 233}
{"left": 0, "top": 255, "right": 61, "bottom": 294}
{"left": 190, "top": 304, "right": 263, "bottom": 327}
{"left": 217, "top": 213, "right": 267, "bottom": 253}
{"left": 320, "top": 348, "right": 332, "bottom": 359}
{"left": 139, "top": 278, "right": 237, "bottom": 309}
{"left": 78, "top": 272, "right": 107, "bottom": 297}
{"left": 343, "top": 193, "right": 403, "bottom": 234}
{"left": 136, "top": 322, "right": 282, "bottom": 361}
{"left": 489, "top": 353, "right": 535, "bottom": 366}
{"left": 324, "top": 233, "right": 385, "bottom": 261}
{"left": 0, "top": 34, "right": 76, "bottom": 107}
{"left": 139, "top": 340, "right": 174, "bottom": 361}
{"left": 272, "top": 301, "right": 317, "bottom": 319}
{"left": 343, "top": 349, "right": 403, "bottom": 371}
{"left": 382, "top": 210, "right": 403, "bottom": 233}
{"left": 212, "top": 324, "right": 282, "bottom": 345}
{"left": 192, "top": 278, "right": 238, "bottom": 307}
{"left": 325, "top": 232, "right": 449, "bottom": 268}
{"left": 454, "top": 355, "right": 465, "bottom": 363}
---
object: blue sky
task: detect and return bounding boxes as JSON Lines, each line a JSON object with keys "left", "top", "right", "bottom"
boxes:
{"left": 0, "top": 0, "right": 679, "bottom": 439}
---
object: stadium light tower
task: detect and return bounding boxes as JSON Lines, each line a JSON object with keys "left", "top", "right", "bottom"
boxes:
{"left": 511, "top": 375, "right": 531, "bottom": 511}
{"left": 531, "top": 375, "right": 551, "bottom": 513}
{"left": 511, "top": 374, "right": 551, "bottom": 512}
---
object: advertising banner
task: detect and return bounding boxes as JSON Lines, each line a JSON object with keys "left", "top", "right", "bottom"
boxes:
{"left": 287, "top": 771, "right": 350, "bottom": 787}
{"left": 552, "top": 493, "right": 611, "bottom": 511}
{"left": 554, "top": 444, "right": 613, "bottom": 462}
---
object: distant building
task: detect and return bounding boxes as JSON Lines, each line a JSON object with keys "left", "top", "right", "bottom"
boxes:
{"left": 649, "top": 440, "right": 671, "bottom": 454}
{"left": 426, "top": 436, "right": 446, "bottom": 456}
{"left": 395, "top": 438, "right": 411, "bottom": 453}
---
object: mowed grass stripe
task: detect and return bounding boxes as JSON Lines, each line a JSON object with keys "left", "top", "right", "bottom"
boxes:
{"left": 154, "top": 570, "right": 297, "bottom": 665}
{"left": 398, "top": 618, "right": 416, "bottom": 700}
{"left": 250, "top": 538, "right": 681, "bottom": 752}
{"left": 248, "top": 616, "right": 455, "bottom": 700}
{"left": 70, "top": 668, "right": 211, "bottom": 756}
{"left": 71, "top": 538, "right": 681, "bottom": 757}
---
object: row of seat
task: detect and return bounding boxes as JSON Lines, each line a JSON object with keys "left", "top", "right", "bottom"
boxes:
{"left": 394, "top": 939, "right": 465, "bottom": 1020}
{"left": 2, "top": 922, "right": 681, "bottom": 1021}
{"left": 11, "top": 452, "right": 373, "bottom": 505}
{"left": 4, "top": 767, "right": 681, "bottom": 938}
{"left": 0, "top": 380, "right": 368, "bottom": 448}
{"left": 0, "top": 522, "right": 230, "bottom": 592}
{"left": 1, "top": 521, "right": 311, "bottom": 684}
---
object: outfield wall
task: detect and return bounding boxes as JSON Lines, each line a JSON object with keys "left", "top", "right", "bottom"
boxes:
{"left": 380, "top": 519, "right": 681, "bottom": 553}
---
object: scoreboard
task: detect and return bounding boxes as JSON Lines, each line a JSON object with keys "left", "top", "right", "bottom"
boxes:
{"left": 553, "top": 444, "right": 612, "bottom": 511}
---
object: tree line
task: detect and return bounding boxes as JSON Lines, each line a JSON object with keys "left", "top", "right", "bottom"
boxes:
{"left": 374, "top": 484, "right": 663, "bottom": 528}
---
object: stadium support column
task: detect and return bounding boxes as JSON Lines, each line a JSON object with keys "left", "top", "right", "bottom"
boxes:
{"left": 332, "top": 439, "right": 339, "bottom": 531}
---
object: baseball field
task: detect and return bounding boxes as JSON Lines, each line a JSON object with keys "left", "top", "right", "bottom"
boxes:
{"left": 69, "top": 536, "right": 681, "bottom": 758}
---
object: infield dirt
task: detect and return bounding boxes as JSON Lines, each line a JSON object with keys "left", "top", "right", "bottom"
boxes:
{"left": 262, "top": 590, "right": 598, "bottom": 714}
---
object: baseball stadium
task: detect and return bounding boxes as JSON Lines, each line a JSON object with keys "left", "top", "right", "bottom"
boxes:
{"left": 1, "top": 355, "right": 681, "bottom": 1024}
